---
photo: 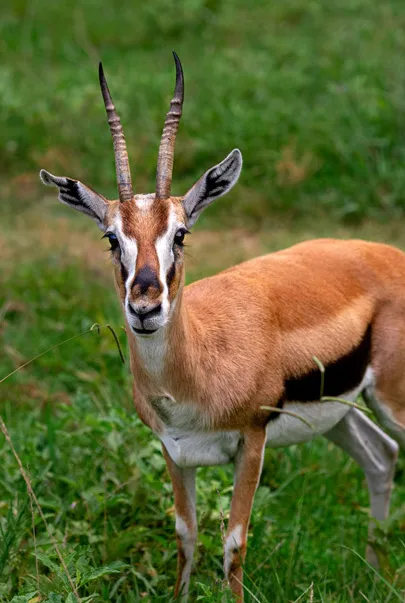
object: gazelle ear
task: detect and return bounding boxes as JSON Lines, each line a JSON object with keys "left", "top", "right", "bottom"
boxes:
{"left": 182, "top": 149, "right": 242, "bottom": 227}
{"left": 39, "top": 170, "right": 108, "bottom": 230}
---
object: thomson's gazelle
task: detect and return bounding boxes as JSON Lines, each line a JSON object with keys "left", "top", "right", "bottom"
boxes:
{"left": 40, "top": 54, "right": 404, "bottom": 601}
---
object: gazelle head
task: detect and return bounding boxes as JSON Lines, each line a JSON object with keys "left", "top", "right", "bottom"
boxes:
{"left": 40, "top": 53, "right": 242, "bottom": 336}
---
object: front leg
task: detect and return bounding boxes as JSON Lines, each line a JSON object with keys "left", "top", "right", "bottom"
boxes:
{"left": 162, "top": 445, "right": 197, "bottom": 601}
{"left": 224, "top": 428, "right": 266, "bottom": 601}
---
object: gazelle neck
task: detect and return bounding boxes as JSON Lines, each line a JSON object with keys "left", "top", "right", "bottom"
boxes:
{"left": 127, "top": 286, "right": 191, "bottom": 394}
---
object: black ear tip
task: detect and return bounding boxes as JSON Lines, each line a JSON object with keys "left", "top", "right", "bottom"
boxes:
{"left": 98, "top": 62, "right": 104, "bottom": 80}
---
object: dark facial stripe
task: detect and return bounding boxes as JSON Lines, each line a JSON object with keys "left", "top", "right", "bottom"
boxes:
{"left": 120, "top": 262, "right": 128, "bottom": 283}
{"left": 166, "top": 262, "right": 176, "bottom": 287}
{"left": 284, "top": 324, "right": 372, "bottom": 403}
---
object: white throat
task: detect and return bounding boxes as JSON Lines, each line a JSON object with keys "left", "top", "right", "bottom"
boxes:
{"left": 134, "top": 327, "right": 168, "bottom": 381}
{"left": 131, "top": 292, "right": 182, "bottom": 384}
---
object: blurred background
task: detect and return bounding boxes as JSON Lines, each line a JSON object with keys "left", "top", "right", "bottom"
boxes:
{"left": 3, "top": 0, "right": 405, "bottom": 222}
{"left": 1, "top": 1, "right": 405, "bottom": 601}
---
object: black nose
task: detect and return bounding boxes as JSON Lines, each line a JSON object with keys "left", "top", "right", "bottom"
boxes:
{"left": 128, "top": 303, "right": 162, "bottom": 322}
{"left": 132, "top": 266, "right": 161, "bottom": 295}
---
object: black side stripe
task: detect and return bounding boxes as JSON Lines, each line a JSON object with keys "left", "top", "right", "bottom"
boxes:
{"left": 284, "top": 324, "right": 372, "bottom": 403}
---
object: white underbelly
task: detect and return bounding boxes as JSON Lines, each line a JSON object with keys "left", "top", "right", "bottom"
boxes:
{"left": 159, "top": 401, "right": 351, "bottom": 466}
{"left": 265, "top": 401, "right": 349, "bottom": 447}
{"left": 160, "top": 429, "right": 240, "bottom": 468}
{"left": 156, "top": 367, "right": 372, "bottom": 466}
{"left": 266, "top": 367, "right": 373, "bottom": 448}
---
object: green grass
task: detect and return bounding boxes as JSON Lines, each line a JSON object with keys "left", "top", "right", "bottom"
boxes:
{"left": 1, "top": 0, "right": 405, "bottom": 600}
{"left": 2, "top": 0, "right": 405, "bottom": 222}
{"left": 1, "top": 204, "right": 405, "bottom": 602}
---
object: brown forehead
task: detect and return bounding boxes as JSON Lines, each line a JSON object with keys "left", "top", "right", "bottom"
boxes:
{"left": 108, "top": 196, "right": 185, "bottom": 241}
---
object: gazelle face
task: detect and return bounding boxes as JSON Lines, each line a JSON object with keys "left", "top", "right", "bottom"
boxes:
{"left": 106, "top": 196, "right": 188, "bottom": 334}
{"left": 39, "top": 54, "right": 242, "bottom": 337}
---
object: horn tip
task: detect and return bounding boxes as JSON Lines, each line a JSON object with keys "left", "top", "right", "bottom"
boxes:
{"left": 171, "top": 51, "right": 184, "bottom": 98}
{"left": 99, "top": 61, "right": 105, "bottom": 84}
{"left": 172, "top": 50, "right": 182, "bottom": 70}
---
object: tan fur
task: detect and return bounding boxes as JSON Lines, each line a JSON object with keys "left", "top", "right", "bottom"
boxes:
{"left": 122, "top": 233, "right": 405, "bottom": 599}
{"left": 123, "top": 238, "right": 405, "bottom": 432}
{"left": 42, "top": 181, "right": 405, "bottom": 600}
{"left": 41, "top": 54, "right": 405, "bottom": 598}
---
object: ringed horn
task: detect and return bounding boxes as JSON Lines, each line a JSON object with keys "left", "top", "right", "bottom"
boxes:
{"left": 155, "top": 51, "right": 184, "bottom": 201}
{"left": 98, "top": 62, "right": 133, "bottom": 203}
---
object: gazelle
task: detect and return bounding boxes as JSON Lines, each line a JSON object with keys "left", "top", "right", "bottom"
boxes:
{"left": 40, "top": 53, "right": 404, "bottom": 601}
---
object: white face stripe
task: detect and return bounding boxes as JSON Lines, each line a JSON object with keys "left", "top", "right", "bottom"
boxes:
{"left": 155, "top": 206, "right": 183, "bottom": 320}
{"left": 109, "top": 213, "right": 139, "bottom": 302}
{"left": 108, "top": 205, "right": 185, "bottom": 374}
{"left": 110, "top": 203, "right": 183, "bottom": 303}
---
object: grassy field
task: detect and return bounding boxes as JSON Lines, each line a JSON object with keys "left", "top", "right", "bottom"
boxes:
{"left": 2, "top": 0, "right": 405, "bottom": 223}
{"left": 1, "top": 205, "right": 405, "bottom": 602}
{"left": 1, "top": 0, "right": 405, "bottom": 601}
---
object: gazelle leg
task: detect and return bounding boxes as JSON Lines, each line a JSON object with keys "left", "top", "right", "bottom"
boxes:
{"left": 162, "top": 446, "right": 197, "bottom": 602}
{"left": 324, "top": 408, "right": 398, "bottom": 566}
{"left": 363, "top": 388, "right": 405, "bottom": 451}
{"left": 224, "top": 428, "right": 266, "bottom": 601}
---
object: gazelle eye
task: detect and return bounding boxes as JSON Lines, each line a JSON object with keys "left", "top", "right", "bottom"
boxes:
{"left": 174, "top": 228, "right": 189, "bottom": 247}
{"left": 103, "top": 232, "right": 119, "bottom": 252}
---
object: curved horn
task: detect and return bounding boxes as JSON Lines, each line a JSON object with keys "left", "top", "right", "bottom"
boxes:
{"left": 99, "top": 62, "right": 133, "bottom": 203}
{"left": 155, "top": 51, "right": 184, "bottom": 201}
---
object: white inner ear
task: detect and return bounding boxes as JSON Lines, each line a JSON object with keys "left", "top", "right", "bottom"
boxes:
{"left": 183, "top": 149, "right": 242, "bottom": 227}
{"left": 155, "top": 207, "right": 179, "bottom": 316}
{"left": 40, "top": 169, "right": 66, "bottom": 187}
{"left": 39, "top": 169, "right": 108, "bottom": 230}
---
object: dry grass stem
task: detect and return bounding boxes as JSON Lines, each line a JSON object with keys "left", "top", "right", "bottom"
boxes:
{"left": 0, "top": 415, "right": 81, "bottom": 602}
{"left": 261, "top": 406, "right": 314, "bottom": 430}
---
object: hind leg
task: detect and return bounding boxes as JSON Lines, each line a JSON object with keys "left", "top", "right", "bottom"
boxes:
{"left": 324, "top": 408, "right": 398, "bottom": 567}
{"left": 367, "top": 306, "right": 405, "bottom": 451}
{"left": 363, "top": 386, "right": 405, "bottom": 451}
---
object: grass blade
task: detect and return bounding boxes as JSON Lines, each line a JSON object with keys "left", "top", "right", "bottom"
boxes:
{"left": 340, "top": 546, "right": 403, "bottom": 601}
{"left": 0, "top": 323, "right": 125, "bottom": 384}
{"left": 261, "top": 406, "right": 315, "bottom": 430}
